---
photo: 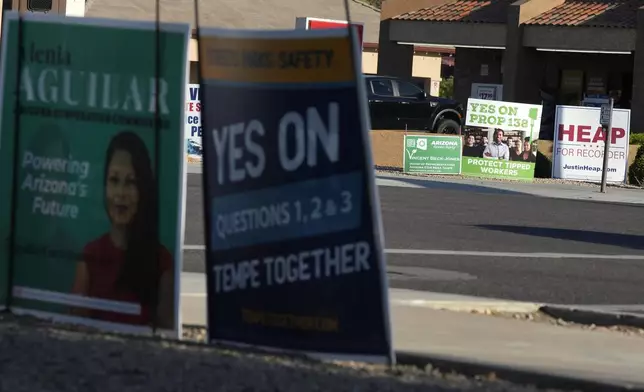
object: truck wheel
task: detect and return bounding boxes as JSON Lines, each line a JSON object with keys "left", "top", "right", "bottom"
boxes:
{"left": 436, "top": 119, "right": 460, "bottom": 134}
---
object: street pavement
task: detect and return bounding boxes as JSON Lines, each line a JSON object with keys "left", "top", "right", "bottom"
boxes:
{"left": 183, "top": 169, "right": 644, "bottom": 306}
{"left": 178, "top": 166, "right": 644, "bottom": 389}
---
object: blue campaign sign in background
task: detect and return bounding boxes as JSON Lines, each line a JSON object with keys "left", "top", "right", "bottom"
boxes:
{"left": 184, "top": 84, "right": 203, "bottom": 162}
{"left": 199, "top": 29, "right": 392, "bottom": 363}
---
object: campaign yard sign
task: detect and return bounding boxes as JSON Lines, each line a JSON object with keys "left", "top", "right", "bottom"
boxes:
{"left": 185, "top": 83, "right": 203, "bottom": 163}
{"left": 0, "top": 12, "right": 189, "bottom": 336}
{"left": 462, "top": 98, "right": 543, "bottom": 181}
{"left": 552, "top": 105, "right": 630, "bottom": 183}
{"left": 403, "top": 135, "right": 461, "bottom": 174}
{"left": 198, "top": 27, "right": 392, "bottom": 363}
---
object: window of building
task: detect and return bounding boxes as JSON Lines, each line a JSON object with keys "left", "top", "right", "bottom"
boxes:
{"left": 559, "top": 69, "right": 584, "bottom": 105}
{"left": 557, "top": 68, "right": 632, "bottom": 109}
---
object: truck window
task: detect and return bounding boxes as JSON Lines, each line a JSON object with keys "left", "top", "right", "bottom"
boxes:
{"left": 397, "top": 80, "right": 424, "bottom": 97}
{"left": 371, "top": 80, "right": 394, "bottom": 97}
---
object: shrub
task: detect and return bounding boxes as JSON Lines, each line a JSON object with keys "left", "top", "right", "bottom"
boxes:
{"left": 439, "top": 77, "right": 454, "bottom": 99}
{"left": 630, "top": 133, "right": 644, "bottom": 145}
{"left": 362, "top": 0, "right": 382, "bottom": 8}
{"left": 628, "top": 144, "right": 644, "bottom": 186}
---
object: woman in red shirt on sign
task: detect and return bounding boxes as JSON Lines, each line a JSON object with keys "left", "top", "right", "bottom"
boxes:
{"left": 71, "top": 131, "right": 175, "bottom": 330}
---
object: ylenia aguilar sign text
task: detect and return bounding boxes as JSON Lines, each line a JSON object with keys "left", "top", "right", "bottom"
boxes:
{"left": 199, "top": 28, "right": 392, "bottom": 363}
{"left": 0, "top": 12, "right": 189, "bottom": 335}
{"left": 463, "top": 98, "right": 543, "bottom": 181}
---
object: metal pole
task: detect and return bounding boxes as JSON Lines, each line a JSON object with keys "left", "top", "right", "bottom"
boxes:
{"left": 600, "top": 98, "right": 614, "bottom": 193}
{"left": 6, "top": 4, "right": 26, "bottom": 310}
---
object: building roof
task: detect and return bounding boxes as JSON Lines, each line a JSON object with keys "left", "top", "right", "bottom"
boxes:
{"left": 524, "top": 0, "right": 642, "bottom": 28}
{"left": 392, "top": 0, "right": 514, "bottom": 23}
{"left": 85, "top": 0, "right": 382, "bottom": 43}
{"left": 363, "top": 41, "right": 455, "bottom": 54}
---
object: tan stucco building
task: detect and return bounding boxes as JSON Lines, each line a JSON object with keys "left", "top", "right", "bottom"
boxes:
{"left": 15, "top": 0, "right": 452, "bottom": 94}
{"left": 185, "top": 31, "right": 451, "bottom": 95}
{"left": 377, "top": 0, "right": 644, "bottom": 136}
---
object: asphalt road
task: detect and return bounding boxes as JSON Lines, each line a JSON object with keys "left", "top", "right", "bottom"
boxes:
{"left": 183, "top": 173, "right": 644, "bottom": 305}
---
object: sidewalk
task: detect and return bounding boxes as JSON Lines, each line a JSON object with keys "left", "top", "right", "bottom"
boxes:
{"left": 180, "top": 273, "right": 644, "bottom": 390}
{"left": 393, "top": 305, "right": 644, "bottom": 390}
{"left": 188, "top": 163, "right": 644, "bottom": 205}
{"left": 375, "top": 173, "right": 644, "bottom": 205}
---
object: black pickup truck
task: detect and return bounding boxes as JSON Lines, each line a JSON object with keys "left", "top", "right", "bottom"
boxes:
{"left": 364, "top": 75, "right": 464, "bottom": 133}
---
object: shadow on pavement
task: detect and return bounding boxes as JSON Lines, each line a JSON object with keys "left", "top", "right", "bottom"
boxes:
{"left": 476, "top": 224, "right": 644, "bottom": 251}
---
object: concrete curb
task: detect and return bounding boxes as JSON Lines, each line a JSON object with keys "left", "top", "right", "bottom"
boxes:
{"left": 394, "top": 296, "right": 644, "bottom": 331}
{"left": 417, "top": 300, "right": 644, "bottom": 330}
{"left": 391, "top": 298, "right": 541, "bottom": 314}
{"left": 374, "top": 168, "right": 644, "bottom": 191}
{"left": 540, "top": 305, "right": 644, "bottom": 329}
{"left": 373, "top": 171, "right": 644, "bottom": 207}
{"left": 395, "top": 351, "right": 643, "bottom": 392}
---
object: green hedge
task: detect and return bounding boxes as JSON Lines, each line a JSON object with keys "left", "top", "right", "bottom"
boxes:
{"left": 630, "top": 133, "right": 644, "bottom": 145}
{"left": 628, "top": 145, "right": 644, "bottom": 186}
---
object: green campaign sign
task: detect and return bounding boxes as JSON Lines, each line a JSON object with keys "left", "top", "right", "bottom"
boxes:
{"left": 403, "top": 135, "right": 461, "bottom": 174}
{"left": 0, "top": 13, "right": 189, "bottom": 335}
{"left": 461, "top": 157, "right": 535, "bottom": 181}
{"left": 462, "top": 98, "right": 542, "bottom": 181}
{"left": 465, "top": 98, "right": 542, "bottom": 135}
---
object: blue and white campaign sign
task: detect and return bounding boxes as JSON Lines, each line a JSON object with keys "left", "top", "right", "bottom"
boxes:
{"left": 185, "top": 83, "right": 202, "bottom": 163}
{"left": 198, "top": 27, "right": 393, "bottom": 364}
